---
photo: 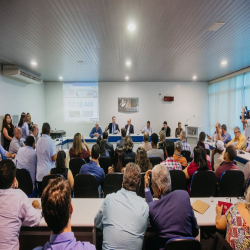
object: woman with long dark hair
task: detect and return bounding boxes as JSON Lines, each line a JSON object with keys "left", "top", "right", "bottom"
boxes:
{"left": 2, "top": 114, "right": 14, "bottom": 151}
{"left": 108, "top": 147, "right": 125, "bottom": 173}
{"left": 18, "top": 113, "right": 29, "bottom": 140}
{"left": 96, "top": 136, "right": 109, "bottom": 157}
{"left": 50, "top": 150, "right": 74, "bottom": 190}
{"left": 135, "top": 147, "right": 152, "bottom": 172}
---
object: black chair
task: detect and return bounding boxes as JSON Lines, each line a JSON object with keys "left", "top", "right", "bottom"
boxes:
{"left": 181, "top": 150, "right": 192, "bottom": 163}
{"left": 169, "top": 170, "right": 187, "bottom": 191}
{"left": 164, "top": 237, "right": 201, "bottom": 250}
{"left": 149, "top": 157, "right": 162, "bottom": 167}
{"left": 74, "top": 174, "right": 99, "bottom": 198}
{"left": 103, "top": 173, "right": 123, "bottom": 197}
{"left": 190, "top": 171, "right": 216, "bottom": 197}
{"left": 16, "top": 169, "right": 33, "bottom": 196}
{"left": 219, "top": 170, "right": 244, "bottom": 197}
{"left": 42, "top": 174, "right": 65, "bottom": 191}
{"left": 137, "top": 172, "right": 146, "bottom": 198}
{"left": 69, "top": 158, "right": 85, "bottom": 178}
{"left": 210, "top": 232, "right": 232, "bottom": 250}
{"left": 99, "top": 156, "right": 112, "bottom": 175}
{"left": 124, "top": 157, "right": 135, "bottom": 165}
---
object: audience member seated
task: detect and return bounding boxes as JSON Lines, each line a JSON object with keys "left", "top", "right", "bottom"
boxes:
{"left": 142, "top": 121, "right": 152, "bottom": 135}
{"left": 9, "top": 127, "right": 24, "bottom": 154}
{"left": 135, "top": 147, "right": 152, "bottom": 172}
{"left": 18, "top": 113, "right": 29, "bottom": 141}
{"left": 147, "top": 133, "right": 164, "bottom": 161}
{"left": 125, "top": 118, "right": 134, "bottom": 135}
{"left": 103, "top": 131, "right": 114, "bottom": 158}
{"left": 26, "top": 112, "right": 33, "bottom": 132}
{"left": 139, "top": 132, "right": 152, "bottom": 151}
{"left": 2, "top": 114, "right": 14, "bottom": 151}
{"left": 160, "top": 141, "right": 182, "bottom": 170}
{"left": 216, "top": 185, "right": 250, "bottom": 249}
{"left": 96, "top": 137, "right": 109, "bottom": 157}
{"left": 79, "top": 144, "right": 105, "bottom": 186}
{"left": 226, "top": 126, "right": 247, "bottom": 150}
{"left": 31, "top": 124, "right": 39, "bottom": 145}
{"left": 50, "top": 151, "right": 74, "bottom": 190}
{"left": 144, "top": 165, "right": 198, "bottom": 250}
{"left": 175, "top": 121, "right": 183, "bottom": 138}
{"left": 0, "top": 145, "right": 15, "bottom": 160}
{"left": 34, "top": 178, "right": 95, "bottom": 250}
{"left": 207, "top": 123, "right": 221, "bottom": 141}
{"left": 105, "top": 116, "right": 120, "bottom": 134}
{"left": 180, "top": 130, "right": 191, "bottom": 152}
{"left": 117, "top": 127, "right": 126, "bottom": 147}
{"left": 36, "top": 123, "right": 57, "bottom": 191}
{"left": 108, "top": 147, "right": 125, "bottom": 174}
{"left": 123, "top": 136, "right": 136, "bottom": 158}
{"left": 197, "top": 141, "right": 211, "bottom": 162}
{"left": 215, "top": 145, "right": 238, "bottom": 183}
{"left": 0, "top": 160, "right": 42, "bottom": 250}
{"left": 14, "top": 136, "right": 37, "bottom": 191}
{"left": 69, "top": 133, "right": 91, "bottom": 161}
{"left": 89, "top": 121, "right": 103, "bottom": 138}
{"left": 213, "top": 140, "right": 225, "bottom": 171}
{"left": 173, "top": 141, "right": 187, "bottom": 167}
{"left": 158, "top": 130, "right": 167, "bottom": 158}
{"left": 94, "top": 163, "right": 149, "bottom": 250}
{"left": 160, "top": 121, "right": 171, "bottom": 137}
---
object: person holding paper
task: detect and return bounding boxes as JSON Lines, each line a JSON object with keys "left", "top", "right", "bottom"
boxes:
{"left": 105, "top": 116, "right": 120, "bottom": 134}
{"left": 226, "top": 126, "right": 247, "bottom": 150}
{"left": 207, "top": 123, "right": 221, "bottom": 142}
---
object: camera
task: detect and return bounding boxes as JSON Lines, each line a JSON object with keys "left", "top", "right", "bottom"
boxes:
{"left": 240, "top": 106, "right": 250, "bottom": 120}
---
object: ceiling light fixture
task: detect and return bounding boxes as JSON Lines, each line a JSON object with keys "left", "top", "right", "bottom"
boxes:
{"left": 31, "top": 61, "right": 37, "bottom": 66}
{"left": 59, "top": 76, "right": 63, "bottom": 80}
{"left": 193, "top": 75, "right": 197, "bottom": 80}
{"left": 221, "top": 60, "right": 227, "bottom": 66}
{"left": 125, "top": 76, "right": 129, "bottom": 80}
{"left": 126, "top": 60, "right": 131, "bottom": 66}
{"left": 207, "top": 22, "right": 225, "bottom": 32}
{"left": 127, "top": 23, "right": 136, "bottom": 32}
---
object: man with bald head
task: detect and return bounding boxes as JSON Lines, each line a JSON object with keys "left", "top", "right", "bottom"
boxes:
{"left": 125, "top": 118, "right": 134, "bottom": 135}
{"left": 9, "top": 127, "right": 24, "bottom": 154}
{"left": 207, "top": 123, "right": 221, "bottom": 142}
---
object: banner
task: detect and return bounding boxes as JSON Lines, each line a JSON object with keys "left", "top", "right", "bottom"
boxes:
{"left": 118, "top": 98, "right": 139, "bottom": 112}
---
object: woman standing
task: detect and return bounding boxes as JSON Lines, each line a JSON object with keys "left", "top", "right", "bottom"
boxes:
{"left": 2, "top": 114, "right": 14, "bottom": 151}
{"left": 26, "top": 113, "right": 33, "bottom": 132}
{"left": 18, "top": 113, "right": 29, "bottom": 141}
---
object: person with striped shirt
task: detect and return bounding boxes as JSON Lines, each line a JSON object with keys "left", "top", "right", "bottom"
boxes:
{"left": 173, "top": 141, "right": 187, "bottom": 168}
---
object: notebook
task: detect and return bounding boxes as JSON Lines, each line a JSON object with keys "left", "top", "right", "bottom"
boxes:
{"left": 192, "top": 200, "right": 210, "bottom": 214}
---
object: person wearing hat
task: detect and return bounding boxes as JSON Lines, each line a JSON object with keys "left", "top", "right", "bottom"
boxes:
{"left": 213, "top": 140, "right": 226, "bottom": 171}
{"left": 173, "top": 141, "right": 187, "bottom": 168}
{"left": 215, "top": 145, "right": 238, "bottom": 183}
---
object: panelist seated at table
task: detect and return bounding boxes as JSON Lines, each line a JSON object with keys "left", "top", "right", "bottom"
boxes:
{"left": 125, "top": 118, "right": 134, "bottom": 135}
{"left": 142, "top": 121, "right": 152, "bottom": 135}
{"left": 144, "top": 166, "right": 198, "bottom": 250}
{"left": 216, "top": 185, "right": 250, "bottom": 250}
{"left": 175, "top": 121, "right": 183, "bottom": 138}
{"left": 105, "top": 116, "right": 120, "bottom": 134}
{"left": 0, "top": 160, "right": 42, "bottom": 250}
{"left": 160, "top": 121, "right": 171, "bottom": 137}
{"left": 94, "top": 163, "right": 149, "bottom": 250}
{"left": 34, "top": 178, "right": 95, "bottom": 250}
{"left": 207, "top": 123, "right": 221, "bottom": 142}
{"left": 89, "top": 121, "right": 103, "bottom": 138}
{"left": 226, "top": 126, "right": 247, "bottom": 150}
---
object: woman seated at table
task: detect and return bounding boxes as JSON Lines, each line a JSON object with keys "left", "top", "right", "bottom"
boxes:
{"left": 158, "top": 130, "right": 167, "bottom": 159}
{"left": 108, "top": 147, "right": 125, "bottom": 173}
{"left": 216, "top": 185, "right": 250, "bottom": 249}
{"left": 49, "top": 150, "right": 74, "bottom": 190}
{"left": 175, "top": 122, "right": 183, "bottom": 138}
{"left": 135, "top": 147, "right": 152, "bottom": 172}
{"left": 2, "top": 114, "right": 14, "bottom": 151}
{"left": 69, "top": 133, "right": 91, "bottom": 162}
{"left": 123, "top": 136, "right": 136, "bottom": 158}
{"left": 96, "top": 136, "right": 109, "bottom": 157}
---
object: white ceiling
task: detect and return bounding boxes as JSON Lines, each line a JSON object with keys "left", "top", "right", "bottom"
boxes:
{"left": 0, "top": 0, "right": 250, "bottom": 82}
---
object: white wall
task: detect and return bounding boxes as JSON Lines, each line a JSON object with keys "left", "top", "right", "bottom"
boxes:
{"left": 0, "top": 74, "right": 45, "bottom": 129}
{"left": 45, "top": 81, "right": 209, "bottom": 137}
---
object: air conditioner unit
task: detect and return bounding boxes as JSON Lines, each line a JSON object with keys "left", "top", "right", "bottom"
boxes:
{"left": 2, "top": 65, "right": 43, "bottom": 84}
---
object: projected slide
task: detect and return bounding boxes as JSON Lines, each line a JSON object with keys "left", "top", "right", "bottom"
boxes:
{"left": 63, "top": 83, "right": 99, "bottom": 123}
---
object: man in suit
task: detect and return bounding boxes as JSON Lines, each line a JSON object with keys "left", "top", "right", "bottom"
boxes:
{"left": 103, "top": 131, "right": 114, "bottom": 158}
{"left": 125, "top": 118, "right": 134, "bottom": 135}
{"left": 161, "top": 121, "right": 171, "bottom": 137}
{"left": 106, "top": 116, "right": 120, "bottom": 134}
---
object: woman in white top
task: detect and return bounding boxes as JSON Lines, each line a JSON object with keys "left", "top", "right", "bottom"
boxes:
{"left": 18, "top": 113, "right": 29, "bottom": 141}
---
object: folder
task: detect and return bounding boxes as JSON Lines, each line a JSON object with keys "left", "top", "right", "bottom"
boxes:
{"left": 192, "top": 200, "right": 210, "bottom": 214}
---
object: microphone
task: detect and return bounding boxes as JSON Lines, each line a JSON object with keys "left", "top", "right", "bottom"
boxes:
{"left": 185, "top": 115, "right": 195, "bottom": 127}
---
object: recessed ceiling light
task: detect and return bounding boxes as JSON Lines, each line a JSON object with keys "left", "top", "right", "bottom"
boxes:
{"left": 31, "top": 61, "right": 37, "bottom": 66}
{"left": 59, "top": 76, "right": 63, "bottom": 80}
{"left": 221, "top": 60, "right": 227, "bottom": 66}
{"left": 125, "top": 76, "right": 129, "bottom": 80}
{"left": 127, "top": 23, "right": 136, "bottom": 32}
{"left": 77, "top": 61, "right": 84, "bottom": 63}
{"left": 126, "top": 60, "right": 131, "bottom": 66}
{"left": 193, "top": 75, "right": 197, "bottom": 80}
{"left": 207, "top": 22, "right": 225, "bottom": 32}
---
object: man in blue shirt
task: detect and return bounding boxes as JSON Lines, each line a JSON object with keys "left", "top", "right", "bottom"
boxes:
{"left": 0, "top": 145, "right": 15, "bottom": 160}
{"left": 34, "top": 177, "right": 95, "bottom": 250}
{"left": 89, "top": 121, "right": 103, "bottom": 138}
{"left": 79, "top": 144, "right": 105, "bottom": 186}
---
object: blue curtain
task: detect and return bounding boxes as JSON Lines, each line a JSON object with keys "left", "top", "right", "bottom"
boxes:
{"left": 208, "top": 71, "right": 250, "bottom": 136}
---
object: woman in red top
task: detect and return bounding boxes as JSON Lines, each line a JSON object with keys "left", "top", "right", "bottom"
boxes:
{"left": 69, "top": 133, "right": 91, "bottom": 162}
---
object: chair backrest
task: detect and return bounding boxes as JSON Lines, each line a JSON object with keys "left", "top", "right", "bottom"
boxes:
{"left": 190, "top": 171, "right": 216, "bottom": 197}
{"left": 137, "top": 172, "right": 146, "bottom": 198}
{"left": 181, "top": 150, "right": 192, "bottom": 163}
{"left": 149, "top": 157, "right": 162, "bottom": 167}
{"left": 219, "top": 170, "right": 244, "bottom": 197}
{"left": 210, "top": 232, "right": 232, "bottom": 250}
{"left": 42, "top": 174, "right": 65, "bottom": 191}
{"left": 103, "top": 173, "right": 123, "bottom": 197}
{"left": 164, "top": 237, "right": 201, "bottom": 250}
{"left": 16, "top": 168, "right": 33, "bottom": 195}
{"left": 74, "top": 174, "right": 99, "bottom": 198}
{"left": 124, "top": 157, "right": 135, "bottom": 165}
{"left": 69, "top": 158, "right": 85, "bottom": 178}
{"left": 169, "top": 170, "right": 187, "bottom": 191}
{"left": 99, "top": 156, "right": 112, "bottom": 175}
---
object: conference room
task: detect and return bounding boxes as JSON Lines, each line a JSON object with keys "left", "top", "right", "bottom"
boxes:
{"left": 1, "top": 0, "right": 250, "bottom": 250}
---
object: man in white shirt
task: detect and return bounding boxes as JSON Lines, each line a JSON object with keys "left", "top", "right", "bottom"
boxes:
{"left": 213, "top": 140, "right": 225, "bottom": 171}
{"left": 207, "top": 123, "right": 221, "bottom": 142}
{"left": 142, "top": 121, "right": 152, "bottom": 135}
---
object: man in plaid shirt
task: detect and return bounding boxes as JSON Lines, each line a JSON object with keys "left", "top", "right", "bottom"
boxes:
{"left": 160, "top": 141, "right": 182, "bottom": 170}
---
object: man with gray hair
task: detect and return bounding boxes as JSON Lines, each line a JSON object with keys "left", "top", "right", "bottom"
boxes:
{"left": 180, "top": 130, "right": 191, "bottom": 152}
{"left": 144, "top": 165, "right": 198, "bottom": 250}
{"left": 95, "top": 163, "right": 149, "bottom": 250}
{"left": 173, "top": 141, "right": 187, "bottom": 167}
{"left": 226, "top": 126, "right": 247, "bottom": 150}
{"left": 207, "top": 123, "right": 221, "bottom": 142}
{"left": 9, "top": 127, "right": 24, "bottom": 154}
{"left": 89, "top": 121, "right": 103, "bottom": 138}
